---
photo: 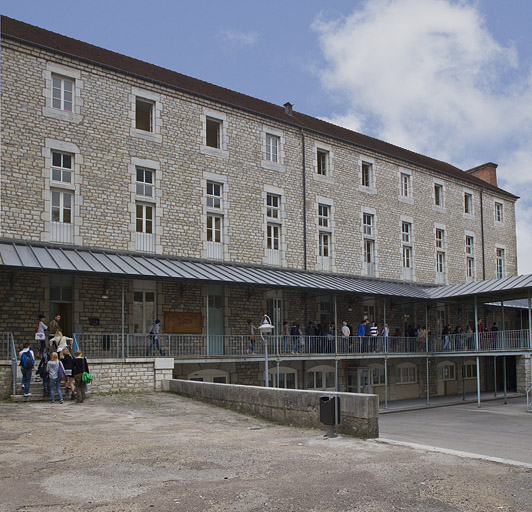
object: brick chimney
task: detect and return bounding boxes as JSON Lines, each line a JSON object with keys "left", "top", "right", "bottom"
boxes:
{"left": 466, "top": 162, "right": 498, "bottom": 187}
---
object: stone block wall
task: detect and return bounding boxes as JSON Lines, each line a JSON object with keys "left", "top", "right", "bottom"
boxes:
{"left": 0, "top": 36, "right": 518, "bottom": 284}
{"left": 0, "top": 358, "right": 173, "bottom": 398}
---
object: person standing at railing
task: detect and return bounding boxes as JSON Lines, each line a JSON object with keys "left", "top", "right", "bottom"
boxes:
{"left": 369, "top": 321, "right": 378, "bottom": 352}
{"left": 307, "top": 322, "right": 317, "bottom": 353}
{"left": 341, "top": 321, "right": 351, "bottom": 352}
{"left": 146, "top": 319, "right": 165, "bottom": 356}
{"left": 282, "top": 321, "right": 290, "bottom": 353}
{"left": 490, "top": 322, "right": 499, "bottom": 349}
{"left": 381, "top": 323, "right": 389, "bottom": 352}
{"left": 246, "top": 319, "right": 257, "bottom": 354}
{"left": 442, "top": 324, "right": 451, "bottom": 350}
{"left": 357, "top": 319, "right": 366, "bottom": 353}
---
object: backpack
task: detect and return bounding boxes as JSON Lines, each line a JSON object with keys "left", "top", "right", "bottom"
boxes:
{"left": 20, "top": 351, "right": 34, "bottom": 369}
{"left": 37, "top": 356, "right": 48, "bottom": 378}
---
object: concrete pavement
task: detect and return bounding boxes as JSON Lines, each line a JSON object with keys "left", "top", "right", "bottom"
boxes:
{"left": 379, "top": 396, "right": 532, "bottom": 466}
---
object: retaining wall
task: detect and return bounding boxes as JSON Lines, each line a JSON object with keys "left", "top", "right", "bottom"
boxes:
{"left": 164, "top": 379, "right": 379, "bottom": 438}
{"left": 0, "top": 358, "right": 174, "bottom": 398}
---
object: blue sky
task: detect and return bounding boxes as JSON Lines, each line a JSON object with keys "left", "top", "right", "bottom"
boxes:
{"left": 3, "top": 0, "right": 532, "bottom": 272}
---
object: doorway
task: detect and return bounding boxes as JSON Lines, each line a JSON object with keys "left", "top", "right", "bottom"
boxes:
{"left": 347, "top": 367, "right": 372, "bottom": 394}
{"left": 50, "top": 275, "right": 73, "bottom": 337}
{"left": 207, "top": 285, "right": 224, "bottom": 355}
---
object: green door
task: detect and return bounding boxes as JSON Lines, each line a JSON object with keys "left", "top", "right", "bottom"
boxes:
{"left": 207, "top": 285, "right": 224, "bottom": 355}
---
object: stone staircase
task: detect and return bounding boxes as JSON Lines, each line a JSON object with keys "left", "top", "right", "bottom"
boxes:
{"left": 11, "top": 367, "right": 78, "bottom": 403}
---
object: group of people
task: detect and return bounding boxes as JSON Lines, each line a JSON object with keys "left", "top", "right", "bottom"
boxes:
{"left": 19, "top": 313, "right": 90, "bottom": 403}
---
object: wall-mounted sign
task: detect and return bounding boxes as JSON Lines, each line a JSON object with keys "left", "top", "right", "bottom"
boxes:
{"left": 164, "top": 312, "right": 202, "bottom": 334}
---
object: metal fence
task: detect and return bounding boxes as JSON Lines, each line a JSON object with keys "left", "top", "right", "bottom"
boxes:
{"left": 4, "top": 330, "right": 530, "bottom": 360}
{"left": 65, "top": 330, "right": 532, "bottom": 359}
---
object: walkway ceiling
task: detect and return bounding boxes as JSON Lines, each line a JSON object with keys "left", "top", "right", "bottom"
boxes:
{"left": 1, "top": 241, "right": 532, "bottom": 303}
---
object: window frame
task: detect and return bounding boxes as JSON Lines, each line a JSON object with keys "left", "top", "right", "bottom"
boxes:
{"left": 207, "top": 181, "right": 223, "bottom": 209}
{"left": 51, "top": 151, "right": 73, "bottom": 184}
{"left": 51, "top": 189, "right": 73, "bottom": 224}
{"left": 464, "top": 192, "right": 473, "bottom": 215}
{"left": 396, "top": 363, "right": 417, "bottom": 384}
{"left": 496, "top": 247, "right": 505, "bottom": 279}
{"left": 495, "top": 201, "right": 504, "bottom": 223}
{"left": 206, "top": 117, "right": 222, "bottom": 149}
{"left": 52, "top": 75, "right": 74, "bottom": 112}
{"left": 361, "top": 161, "right": 373, "bottom": 188}
{"left": 317, "top": 149, "right": 329, "bottom": 176}
{"left": 136, "top": 203, "right": 154, "bottom": 234}
{"left": 437, "top": 362, "right": 456, "bottom": 381}
{"left": 265, "top": 134, "right": 280, "bottom": 163}
{"left": 136, "top": 167, "right": 155, "bottom": 198}
{"left": 318, "top": 204, "right": 330, "bottom": 228}
{"left": 434, "top": 183, "right": 444, "bottom": 207}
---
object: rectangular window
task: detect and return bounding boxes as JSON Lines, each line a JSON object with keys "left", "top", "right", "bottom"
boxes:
{"left": 363, "top": 213, "right": 374, "bottom": 235}
{"left": 51, "top": 151, "right": 72, "bottom": 183}
{"left": 402, "top": 222, "right": 411, "bottom": 242}
{"left": 319, "top": 232, "right": 330, "bottom": 257}
{"left": 207, "top": 182, "right": 222, "bottom": 208}
{"left": 403, "top": 246, "right": 412, "bottom": 269}
{"left": 266, "top": 194, "right": 280, "bottom": 219}
{"left": 435, "top": 229, "right": 444, "bottom": 249}
{"left": 467, "top": 257, "right": 475, "bottom": 278}
{"left": 265, "top": 134, "right": 279, "bottom": 162}
{"left": 496, "top": 248, "right": 505, "bottom": 279}
{"left": 397, "top": 366, "right": 416, "bottom": 384}
{"left": 317, "top": 149, "right": 329, "bottom": 176}
{"left": 52, "top": 76, "right": 73, "bottom": 111}
{"left": 436, "top": 252, "right": 445, "bottom": 273}
{"left": 464, "top": 193, "right": 473, "bottom": 214}
{"left": 495, "top": 202, "right": 504, "bottom": 222}
{"left": 135, "top": 98, "right": 154, "bottom": 132}
{"left": 206, "top": 118, "right": 221, "bottom": 148}
{"left": 136, "top": 204, "right": 153, "bottom": 234}
{"left": 136, "top": 168, "right": 154, "bottom": 197}
{"left": 465, "top": 235, "right": 474, "bottom": 255}
{"left": 434, "top": 183, "right": 443, "bottom": 206}
{"left": 267, "top": 224, "right": 280, "bottom": 250}
{"left": 207, "top": 214, "right": 222, "bottom": 243}
{"left": 364, "top": 239, "right": 374, "bottom": 264}
{"left": 361, "top": 161, "right": 373, "bottom": 187}
{"left": 400, "top": 173, "right": 410, "bottom": 197}
{"left": 318, "top": 204, "right": 330, "bottom": 228}
{"left": 463, "top": 363, "right": 477, "bottom": 379}
{"left": 51, "top": 190, "right": 72, "bottom": 223}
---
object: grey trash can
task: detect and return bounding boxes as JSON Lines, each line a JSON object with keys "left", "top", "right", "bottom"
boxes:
{"left": 320, "top": 395, "right": 340, "bottom": 426}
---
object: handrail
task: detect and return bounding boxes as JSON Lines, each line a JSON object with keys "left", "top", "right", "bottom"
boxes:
{"left": 10, "top": 333, "right": 17, "bottom": 396}
{"left": 72, "top": 333, "right": 80, "bottom": 353}
{"left": 70, "top": 329, "right": 532, "bottom": 359}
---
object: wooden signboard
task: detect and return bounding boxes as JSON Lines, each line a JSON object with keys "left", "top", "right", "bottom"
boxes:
{"left": 164, "top": 312, "right": 203, "bottom": 334}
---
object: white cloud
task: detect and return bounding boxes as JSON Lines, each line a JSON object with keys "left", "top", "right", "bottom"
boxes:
{"left": 313, "top": 0, "right": 532, "bottom": 273}
{"left": 218, "top": 29, "right": 258, "bottom": 46}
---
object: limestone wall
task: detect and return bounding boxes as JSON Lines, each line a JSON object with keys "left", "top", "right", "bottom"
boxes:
{"left": 164, "top": 378, "right": 379, "bottom": 438}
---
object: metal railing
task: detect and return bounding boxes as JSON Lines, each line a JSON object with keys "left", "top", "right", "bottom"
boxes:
{"left": 527, "top": 386, "right": 532, "bottom": 413}
{"left": 0, "top": 332, "right": 13, "bottom": 360}
{"left": 70, "top": 329, "right": 532, "bottom": 359}
{"left": 429, "top": 329, "right": 530, "bottom": 352}
{"left": 9, "top": 333, "right": 17, "bottom": 395}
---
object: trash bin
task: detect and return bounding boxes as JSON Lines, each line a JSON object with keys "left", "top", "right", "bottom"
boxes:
{"left": 320, "top": 395, "right": 340, "bottom": 426}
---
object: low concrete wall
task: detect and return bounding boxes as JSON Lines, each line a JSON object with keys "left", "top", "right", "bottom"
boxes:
{"left": 0, "top": 358, "right": 174, "bottom": 398}
{"left": 164, "top": 379, "right": 379, "bottom": 438}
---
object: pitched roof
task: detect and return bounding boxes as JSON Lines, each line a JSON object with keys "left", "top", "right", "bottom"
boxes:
{"left": 0, "top": 15, "right": 517, "bottom": 200}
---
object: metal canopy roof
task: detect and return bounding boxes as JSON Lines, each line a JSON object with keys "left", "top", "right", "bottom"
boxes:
{"left": 0, "top": 242, "right": 429, "bottom": 298}
{"left": 2, "top": 242, "right": 532, "bottom": 302}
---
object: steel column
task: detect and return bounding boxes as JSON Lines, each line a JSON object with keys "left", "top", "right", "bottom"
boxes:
{"left": 121, "top": 279, "right": 125, "bottom": 359}
{"left": 474, "top": 295, "right": 481, "bottom": 407}
{"left": 493, "top": 356, "right": 497, "bottom": 397}
{"left": 334, "top": 294, "right": 338, "bottom": 391}
{"left": 503, "top": 355, "right": 507, "bottom": 404}
{"left": 384, "top": 357, "right": 388, "bottom": 410}
{"left": 426, "top": 357, "right": 430, "bottom": 405}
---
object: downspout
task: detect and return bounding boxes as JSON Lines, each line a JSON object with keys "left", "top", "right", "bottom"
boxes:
{"left": 480, "top": 189, "right": 486, "bottom": 280}
{"left": 300, "top": 128, "right": 308, "bottom": 271}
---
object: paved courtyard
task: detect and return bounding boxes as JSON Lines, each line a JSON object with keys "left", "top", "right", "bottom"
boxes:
{"left": 0, "top": 393, "right": 531, "bottom": 511}
{"left": 379, "top": 396, "right": 532, "bottom": 467}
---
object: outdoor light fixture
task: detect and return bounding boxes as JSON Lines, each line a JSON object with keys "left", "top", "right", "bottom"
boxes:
{"left": 258, "top": 314, "right": 274, "bottom": 388}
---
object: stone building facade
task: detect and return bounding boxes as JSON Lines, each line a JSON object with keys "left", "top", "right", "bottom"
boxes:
{"left": 1, "top": 17, "right": 529, "bottom": 400}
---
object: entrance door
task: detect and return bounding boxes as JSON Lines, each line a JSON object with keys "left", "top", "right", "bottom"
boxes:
{"left": 266, "top": 293, "right": 282, "bottom": 354}
{"left": 50, "top": 275, "right": 73, "bottom": 337}
{"left": 207, "top": 285, "right": 224, "bottom": 355}
{"left": 347, "top": 368, "right": 372, "bottom": 394}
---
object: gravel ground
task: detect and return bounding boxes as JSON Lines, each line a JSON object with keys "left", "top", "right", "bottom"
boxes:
{"left": 0, "top": 393, "right": 530, "bottom": 512}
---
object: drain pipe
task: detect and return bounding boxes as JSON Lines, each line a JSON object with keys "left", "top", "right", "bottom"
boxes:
{"left": 300, "top": 128, "right": 308, "bottom": 270}
{"left": 480, "top": 189, "right": 486, "bottom": 280}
